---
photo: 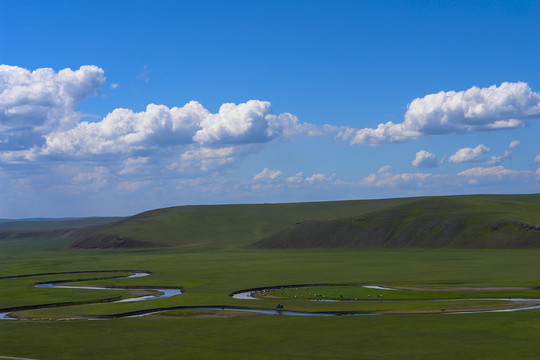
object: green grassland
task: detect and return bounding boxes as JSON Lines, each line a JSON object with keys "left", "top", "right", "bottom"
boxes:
{"left": 2, "top": 194, "right": 540, "bottom": 359}
{"left": 69, "top": 197, "right": 419, "bottom": 248}
{"left": 63, "top": 194, "right": 540, "bottom": 249}
{"left": 254, "top": 194, "right": 540, "bottom": 248}
{"left": 262, "top": 286, "right": 540, "bottom": 302}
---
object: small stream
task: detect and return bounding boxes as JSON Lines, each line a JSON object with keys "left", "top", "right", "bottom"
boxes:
{"left": 4, "top": 275, "right": 540, "bottom": 320}
{"left": 229, "top": 285, "right": 540, "bottom": 316}
{"left": 34, "top": 271, "right": 181, "bottom": 303}
{"left": 0, "top": 271, "right": 182, "bottom": 320}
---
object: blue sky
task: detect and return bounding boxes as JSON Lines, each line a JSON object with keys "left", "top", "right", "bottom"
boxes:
{"left": 1, "top": 0, "right": 539, "bottom": 218}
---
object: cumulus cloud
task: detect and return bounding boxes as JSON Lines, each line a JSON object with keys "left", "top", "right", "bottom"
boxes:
{"left": 340, "top": 82, "right": 540, "bottom": 145}
{"left": 360, "top": 165, "right": 437, "bottom": 187}
{"left": 509, "top": 140, "right": 520, "bottom": 149}
{"left": 177, "top": 146, "right": 240, "bottom": 172}
{"left": 4, "top": 100, "right": 311, "bottom": 163}
{"left": 0, "top": 67, "right": 328, "bottom": 187}
{"left": 459, "top": 165, "right": 537, "bottom": 184}
{"left": 485, "top": 156, "right": 503, "bottom": 165}
{"left": 449, "top": 144, "right": 490, "bottom": 163}
{"left": 536, "top": 154, "right": 540, "bottom": 163}
{"left": 193, "top": 100, "right": 305, "bottom": 145}
{"left": 412, "top": 150, "right": 439, "bottom": 168}
{"left": 253, "top": 168, "right": 283, "bottom": 181}
{"left": 458, "top": 166, "right": 529, "bottom": 179}
{"left": 305, "top": 173, "right": 334, "bottom": 184}
{"left": 286, "top": 171, "right": 303, "bottom": 184}
{"left": 3, "top": 65, "right": 539, "bottom": 214}
{"left": 251, "top": 169, "right": 337, "bottom": 187}
{"left": 0, "top": 65, "right": 105, "bottom": 149}
{"left": 482, "top": 140, "right": 521, "bottom": 165}
{"left": 500, "top": 140, "right": 520, "bottom": 161}
{"left": 41, "top": 102, "right": 204, "bottom": 156}
{"left": 1, "top": 65, "right": 323, "bottom": 174}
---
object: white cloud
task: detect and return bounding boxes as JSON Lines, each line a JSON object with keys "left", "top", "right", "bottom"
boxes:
{"left": 41, "top": 102, "right": 204, "bottom": 156}
{"left": 305, "top": 173, "right": 330, "bottom": 184}
{"left": 193, "top": 100, "right": 303, "bottom": 145}
{"left": 3, "top": 100, "right": 311, "bottom": 164}
{"left": 482, "top": 140, "right": 521, "bottom": 165}
{"left": 253, "top": 168, "right": 283, "bottom": 181}
{"left": 339, "top": 121, "right": 418, "bottom": 145}
{"left": 535, "top": 154, "right": 540, "bottom": 163}
{"left": 412, "top": 150, "right": 438, "bottom": 168}
{"left": 340, "top": 82, "right": 540, "bottom": 145}
{"left": 509, "top": 140, "right": 520, "bottom": 149}
{"left": 1, "top": 66, "right": 325, "bottom": 178}
{"left": 286, "top": 171, "right": 303, "bottom": 184}
{"left": 378, "top": 165, "right": 392, "bottom": 174}
{"left": 0, "top": 68, "right": 331, "bottom": 186}
{"left": 0, "top": 65, "right": 105, "bottom": 149}
{"left": 503, "top": 140, "right": 520, "bottom": 160}
{"left": 178, "top": 146, "right": 239, "bottom": 172}
{"left": 485, "top": 156, "right": 502, "bottom": 165}
{"left": 360, "top": 165, "right": 436, "bottom": 187}
{"left": 110, "top": 83, "right": 119, "bottom": 89}
{"left": 449, "top": 144, "right": 490, "bottom": 163}
{"left": 458, "top": 166, "right": 528, "bottom": 178}
{"left": 251, "top": 170, "right": 337, "bottom": 187}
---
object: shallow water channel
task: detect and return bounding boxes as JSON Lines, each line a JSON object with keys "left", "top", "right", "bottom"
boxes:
{"left": 0, "top": 271, "right": 182, "bottom": 320}
{"left": 3, "top": 275, "right": 540, "bottom": 320}
{"left": 34, "top": 271, "right": 182, "bottom": 303}
{"left": 230, "top": 285, "right": 540, "bottom": 316}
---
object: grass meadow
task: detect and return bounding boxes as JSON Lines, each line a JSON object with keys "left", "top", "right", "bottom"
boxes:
{"left": 2, "top": 232, "right": 540, "bottom": 359}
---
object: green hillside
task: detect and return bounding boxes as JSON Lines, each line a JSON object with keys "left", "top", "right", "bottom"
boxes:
{"left": 69, "top": 194, "right": 540, "bottom": 249}
{"left": 253, "top": 194, "right": 540, "bottom": 248}
{"left": 69, "top": 198, "right": 416, "bottom": 248}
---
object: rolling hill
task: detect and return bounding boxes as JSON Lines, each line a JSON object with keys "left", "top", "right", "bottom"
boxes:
{"left": 68, "top": 194, "right": 540, "bottom": 249}
{"left": 253, "top": 194, "right": 540, "bottom": 248}
{"left": 68, "top": 198, "right": 416, "bottom": 248}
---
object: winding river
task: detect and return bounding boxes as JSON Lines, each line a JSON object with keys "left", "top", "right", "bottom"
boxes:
{"left": 0, "top": 271, "right": 182, "bottom": 320}
{"left": 3, "top": 273, "right": 540, "bottom": 320}
{"left": 230, "top": 284, "right": 540, "bottom": 315}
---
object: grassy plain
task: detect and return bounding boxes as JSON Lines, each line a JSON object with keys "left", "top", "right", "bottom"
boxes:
{"left": 2, "top": 195, "right": 540, "bottom": 359}
{"left": 2, "top": 239, "right": 540, "bottom": 358}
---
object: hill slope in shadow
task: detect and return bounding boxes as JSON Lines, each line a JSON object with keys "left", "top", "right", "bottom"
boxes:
{"left": 252, "top": 195, "right": 540, "bottom": 249}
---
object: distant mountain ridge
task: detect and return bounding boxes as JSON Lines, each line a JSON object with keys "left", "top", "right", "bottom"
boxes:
{"left": 0, "top": 217, "right": 124, "bottom": 241}
{"left": 0, "top": 217, "right": 124, "bottom": 231}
